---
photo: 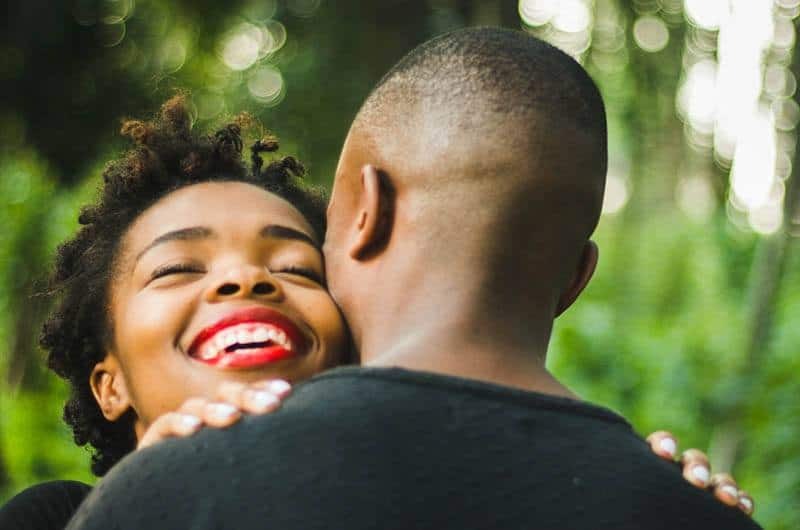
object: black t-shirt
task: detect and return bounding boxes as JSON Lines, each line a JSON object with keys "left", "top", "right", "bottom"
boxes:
{"left": 0, "top": 480, "right": 91, "bottom": 530}
{"left": 67, "top": 367, "right": 761, "bottom": 530}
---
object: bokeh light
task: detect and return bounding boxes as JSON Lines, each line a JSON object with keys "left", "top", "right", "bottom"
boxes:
{"left": 601, "top": 172, "right": 630, "bottom": 215}
{"left": 518, "top": 0, "right": 556, "bottom": 27}
{"left": 730, "top": 107, "right": 777, "bottom": 212}
{"left": 551, "top": 0, "right": 591, "bottom": 33}
{"left": 683, "top": 0, "right": 728, "bottom": 31}
{"left": 632, "top": 15, "right": 669, "bottom": 53}
{"left": 219, "top": 23, "right": 264, "bottom": 71}
{"left": 520, "top": 0, "right": 593, "bottom": 59}
{"left": 247, "top": 65, "right": 285, "bottom": 106}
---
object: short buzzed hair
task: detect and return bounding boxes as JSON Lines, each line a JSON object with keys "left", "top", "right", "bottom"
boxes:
{"left": 352, "top": 27, "right": 608, "bottom": 247}
{"left": 365, "top": 27, "right": 606, "bottom": 145}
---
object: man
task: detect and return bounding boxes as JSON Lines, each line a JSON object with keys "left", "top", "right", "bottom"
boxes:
{"left": 68, "top": 28, "right": 760, "bottom": 529}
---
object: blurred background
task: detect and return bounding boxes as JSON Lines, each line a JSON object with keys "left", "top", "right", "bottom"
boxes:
{"left": 0, "top": 0, "right": 798, "bottom": 527}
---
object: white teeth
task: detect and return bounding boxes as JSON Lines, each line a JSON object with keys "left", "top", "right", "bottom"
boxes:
{"left": 223, "top": 332, "right": 237, "bottom": 347}
{"left": 236, "top": 330, "right": 251, "bottom": 345}
{"left": 195, "top": 322, "right": 296, "bottom": 360}
{"left": 253, "top": 327, "right": 269, "bottom": 343}
{"left": 200, "top": 345, "right": 218, "bottom": 360}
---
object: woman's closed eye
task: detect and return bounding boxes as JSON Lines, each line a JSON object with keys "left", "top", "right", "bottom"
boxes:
{"left": 275, "top": 266, "right": 324, "bottom": 285}
{"left": 149, "top": 262, "right": 205, "bottom": 282}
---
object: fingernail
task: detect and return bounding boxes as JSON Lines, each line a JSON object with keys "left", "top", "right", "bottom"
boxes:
{"left": 721, "top": 485, "right": 739, "bottom": 500}
{"left": 249, "top": 391, "right": 279, "bottom": 410}
{"left": 739, "top": 497, "right": 753, "bottom": 513}
{"left": 267, "top": 379, "right": 292, "bottom": 396}
{"left": 208, "top": 403, "right": 238, "bottom": 418}
{"left": 658, "top": 438, "right": 677, "bottom": 457}
{"left": 691, "top": 466, "right": 710, "bottom": 486}
{"left": 180, "top": 414, "right": 202, "bottom": 429}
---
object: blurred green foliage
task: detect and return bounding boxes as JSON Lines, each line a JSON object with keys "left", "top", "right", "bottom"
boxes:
{"left": 0, "top": 1, "right": 798, "bottom": 528}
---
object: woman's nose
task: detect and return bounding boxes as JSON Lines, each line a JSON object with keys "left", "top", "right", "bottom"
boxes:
{"left": 204, "top": 264, "right": 282, "bottom": 302}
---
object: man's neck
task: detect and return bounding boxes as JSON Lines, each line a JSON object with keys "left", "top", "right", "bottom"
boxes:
{"left": 358, "top": 307, "right": 578, "bottom": 400}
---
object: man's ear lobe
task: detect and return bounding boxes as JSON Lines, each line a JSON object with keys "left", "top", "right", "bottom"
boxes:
{"left": 348, "top": 164, "right": 394, "bottom": 260}
{"left": 89, "top": 354, "right": 132, "bottom": 422}
{"left": 555, "top": 240, "right": 599, "bottom": 317}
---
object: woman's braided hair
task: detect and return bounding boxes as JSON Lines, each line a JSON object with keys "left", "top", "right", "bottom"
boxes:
{"left": 41, "top": 95, "right": 327, "bottom": 476}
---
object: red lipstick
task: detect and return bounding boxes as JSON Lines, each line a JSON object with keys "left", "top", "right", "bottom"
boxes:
{"left": 187, "top": 307, "right": 307, "bottom": 369}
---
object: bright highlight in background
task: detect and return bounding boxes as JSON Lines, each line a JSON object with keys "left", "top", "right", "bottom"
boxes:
{"left": 218, "top": 21, "right": 286, "bottom": 72}
{"left": 518, "top": 0, "right": 593, "bottom": 60}
{"left": 683, "top": 0, "right": 728, "bottom": 31}
{"left": 633, "top": 16, "right": 669, "bottom": 53}
{"left": 220, "top": 23, "right": 262, "bottom": 71}
{"left": 730, "top": 107, "right": 777, "bottom": 211}
{"left": 601, "top": 173, "right": 630, "bottom": 216}
{"left": 247, "top": 65, "right": 285, "bottom": 106}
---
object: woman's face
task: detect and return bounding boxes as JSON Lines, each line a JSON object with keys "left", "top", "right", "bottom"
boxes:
{"left": 101, "top": 181, "right": 347, "bottom": 436}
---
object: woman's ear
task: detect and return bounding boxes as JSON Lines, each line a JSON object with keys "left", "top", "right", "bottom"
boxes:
{"left": 90, "top": 354, "right": 133, "bottom": 422}
{"left": 348, "top": 164, "right": 395, "bottom": 260}
{"left": 555, "top": 240, "right": 599, "bottom": 317}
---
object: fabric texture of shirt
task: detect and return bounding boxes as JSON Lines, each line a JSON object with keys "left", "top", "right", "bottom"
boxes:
{"left": 1, "top": 480, "right": 91, "bottom": 530}
{"left": 67, "top": 367, "right": 761, "bottom": 530}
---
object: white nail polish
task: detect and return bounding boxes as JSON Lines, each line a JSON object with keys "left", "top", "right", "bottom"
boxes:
{"left": 659, "top": 438, "right": 676, "bottom": 457}
{"left": 692, "top": 466, "right": 710, "bottom": 485}
{"left": 721, "top": 485, "right": 739, "bottom": 499}
{"left": 209, "top": 403, "right": 238, "bottom": 418}
{"left": 267, "top": 379, "right": 291, "bottom": 395}
{"left": 739, "top": 497, "right": 752, "bottom": 511}
{"left": 250, "top": 391, "right": 279, "bottom": 410}
{"left": 180, "top": 415, "right": 202, "bottom": 429}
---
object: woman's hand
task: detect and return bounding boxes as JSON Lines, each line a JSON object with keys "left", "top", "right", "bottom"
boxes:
{"left": 646, "top": 430, "right": 754, "bottom": 516}
{"left": 137, "top": 379, "right": 292, "bottom": 450}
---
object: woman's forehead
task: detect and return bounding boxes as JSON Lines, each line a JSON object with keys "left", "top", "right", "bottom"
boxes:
{"left": 124, "top": 181, "right": 315, "bottom": 250}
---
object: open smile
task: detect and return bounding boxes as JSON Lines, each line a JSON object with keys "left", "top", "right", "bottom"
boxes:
{"left": 187, "top": 307, "right": 308, "bottom": 369}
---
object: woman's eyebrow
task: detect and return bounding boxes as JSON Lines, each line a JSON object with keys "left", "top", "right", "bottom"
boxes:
{"left": 135, "top": 226, "right": 214, "bottom": 262}
{"left": 260, "top": 225, "right": 319, "bottom": 249}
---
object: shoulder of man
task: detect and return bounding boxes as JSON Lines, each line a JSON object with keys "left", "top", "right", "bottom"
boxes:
{"left": 67, "top": 369, "right": 763, "bottom": 530}
{"left": 1, "top": 480, "right": 92, "bottom": 530}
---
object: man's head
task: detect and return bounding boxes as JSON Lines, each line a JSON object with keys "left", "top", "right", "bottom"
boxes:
{"left": 324, "top": 28, "right": 607, "bottom": 362}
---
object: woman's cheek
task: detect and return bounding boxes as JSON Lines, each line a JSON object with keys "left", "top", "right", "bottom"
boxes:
{"left": 117, "top": 289, "right": 192, "bottom": 366}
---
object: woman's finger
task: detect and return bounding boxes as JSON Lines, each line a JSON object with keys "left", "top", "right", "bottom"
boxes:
{"left": 680, "top": 448, "right": 711, "bottom": 488}
{"left": 241, "top": 380, "right": 292, "bottom": 413}
{"left": 248, "top": 379, "right": 293, "bottom": 399}
{"left": 201, "top": 401, "right": 242, "bottom": 428}
{"left": 710, "top": 472, "right": 740, "bottom": 507}
{"left": 737, "top": 490, "right": 755, "bottom": 516}
{"left": 646, "top": 431, "right": 678, "bottom": 461}
{"left": 177, "top": 397, "right": 210, "bottom": 417}
{"left": 138, "top": 412, "right": 202, "bottom": 450}
{"left": 215, "top": 379, "right": 292, "bottom": 414}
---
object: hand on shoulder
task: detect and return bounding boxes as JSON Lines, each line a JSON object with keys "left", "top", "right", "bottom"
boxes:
{"left": 137, "top": 379, "right": 292, "bottom": 449}
{"left": 647, "top": 430, "right": 754, "bottom": 517}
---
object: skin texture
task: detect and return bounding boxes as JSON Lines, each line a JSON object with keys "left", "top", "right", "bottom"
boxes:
{"left": 90, "top": 182, "right": 347, "bottom": 439}
{"left": 323, "top": 127, "right": 594, "bottom": 398}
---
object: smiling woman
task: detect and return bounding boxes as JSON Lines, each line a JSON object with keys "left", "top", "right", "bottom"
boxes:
{"left": 32, "top": 94, "right": 348, "bottom": 477}
{"left": 101, "top": 180, "right": 347, "bottom": 437}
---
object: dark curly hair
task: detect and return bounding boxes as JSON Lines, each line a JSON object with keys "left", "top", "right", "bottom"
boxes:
{"left": 41, "top": 95, "right": 328, "bottom": 476}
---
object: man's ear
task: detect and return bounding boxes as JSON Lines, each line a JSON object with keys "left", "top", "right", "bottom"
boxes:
{"left": 555, "top": 240, "right": 598, "bottom": 317}
{"left": 89, "top": 354, "right": 133, "bottom": 422}
{"left": 348, "top": 164, "right": 394, "bottom": 260}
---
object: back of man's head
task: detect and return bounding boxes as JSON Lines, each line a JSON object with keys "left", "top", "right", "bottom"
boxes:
{"left": 325, "top": 27, "right": 608, "bottom": 358}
